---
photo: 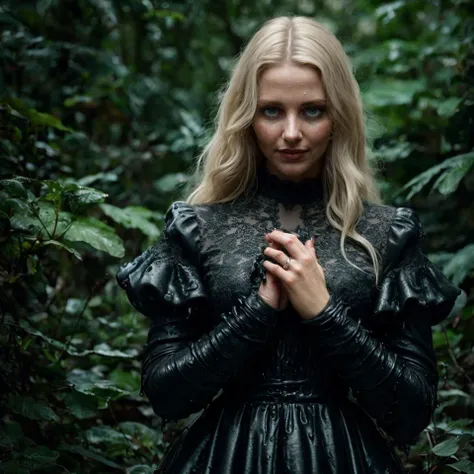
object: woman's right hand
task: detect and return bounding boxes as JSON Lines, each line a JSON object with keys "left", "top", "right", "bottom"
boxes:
{"left": 258, "top": 241, "right": 289, "bottom": 311}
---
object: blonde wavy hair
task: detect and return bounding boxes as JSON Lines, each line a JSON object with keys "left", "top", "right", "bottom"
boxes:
{"left": 186, "top": 16, "right": 384, "bottom": 283}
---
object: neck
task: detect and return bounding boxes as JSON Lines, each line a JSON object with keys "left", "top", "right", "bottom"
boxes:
{"left": 255, "top": 164, "right": 325, "bottom": 205}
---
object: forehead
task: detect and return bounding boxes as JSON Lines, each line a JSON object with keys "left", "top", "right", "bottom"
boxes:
{"left": 257, "top": 62, "right": 325, "bottom": 101}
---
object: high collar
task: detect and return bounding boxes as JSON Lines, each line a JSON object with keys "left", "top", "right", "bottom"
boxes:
{"left": 255, "top": 165, "right": 325, "bottom": 205}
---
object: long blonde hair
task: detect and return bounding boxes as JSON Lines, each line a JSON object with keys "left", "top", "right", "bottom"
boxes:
{"left": 187, "top": 16, "right": 384, "bottom": 284}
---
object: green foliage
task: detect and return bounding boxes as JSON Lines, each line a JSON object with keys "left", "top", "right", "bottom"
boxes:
{"left": 0, "top": 0, "right": 472, "bottom": 472}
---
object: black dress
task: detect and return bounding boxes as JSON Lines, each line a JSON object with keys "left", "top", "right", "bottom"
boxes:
{"left": 116, "top": 166, "right": 461, "bottom": 474}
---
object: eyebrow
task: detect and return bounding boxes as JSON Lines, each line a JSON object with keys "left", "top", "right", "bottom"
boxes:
{"left": 257, "top": 99, "right": 327, "bottom": 106}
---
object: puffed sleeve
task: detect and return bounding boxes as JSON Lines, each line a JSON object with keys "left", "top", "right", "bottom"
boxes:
{"left": 301, "top": 207, "right": 461, "bottom": 446}
{"left": 116, "top": 201, "right": 280, "bottom": 421}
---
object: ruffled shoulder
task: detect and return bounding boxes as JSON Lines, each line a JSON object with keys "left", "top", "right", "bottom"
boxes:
{"left": 116, "top": 201, "right": 207, "bottom": 317}
{"left": 374, "top": 207, "right": 461, "bottom": 325}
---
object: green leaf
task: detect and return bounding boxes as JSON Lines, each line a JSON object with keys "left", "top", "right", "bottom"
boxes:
{"left": 58, "top": 443, "right": 123, "bottom": 469}
{"left": 363, "top": 78, "right": 426, "bottom": 108}
{"left": 41, "top": 240, "right": 82, "bottom": 260}
{"left": 63, "top": 216, "right": 124, "bottom": 258}
{"left": 153, "top": 173, "right": 189, "bottom": 193}
{"left": 144, "top": 9, "right": 185, "bottom": 21}
{"left": 4, "top": 97, "right": 74, "bottom": 132}
{"left": 442, "top": 244, "right": 474, "bottom": 286}
{"left": 35, "top": 201, "right": 72, "bottom": 237}
{"left": 432, "top": 437, "right": 460, "bottom": 457}
{"left": 63, "top": 391, "right": 98, "bottom": 419}
{"left": 16, "top": 321, "right": 136, "bottom": 358}
{"left": 85, "top": 426, "right": 130, "bottom": 447}
{"left": 374, "top": 140, "right": 416, "bottom": 163}
{"left": 100, "top": 204, "right": 161, "bottom": 239}
{"left": 109, "top": 367, "right": 140, "bottom": 392}
{"left": 63, "top": 95, "right": 95, "bottom": 107}
{"left": 127, "top": 466, "right": 154, "bottom": 474}
{"left": 119, "top": 422, "right": 161, "bottom": 450}
{"left": 67, "top": 369, "right": 126, "bottom": 403}
{"left": 399, "top": 151, "right": 474, "bottom": 199}
{"left": 432, "top": 152, "right": 474, "bottom": 195}
{"left": 76, "top": 172, "right": 118, "bottom": 187}
{"left": 447, "top": 460, "right": 474, "bottom": 473}
{"left": 7, "top": 394, "right": 59, "bottom": 422}
{"left": 9, "top": 213, "right": 42, "bottom": 236}
{"left": 0, "top": 178, "right": 29, "bottom": 199}
{"left": 62, "top": 183, "right": 108, "bottom": 212}
{"left": 91, "top": 342, "right": 138, "bottom": 358}
{"left": 21, "top": 446, "right": 59, "bottom": 470}
{"left": 438, "top": 97, "right": 463, "bottom": 118}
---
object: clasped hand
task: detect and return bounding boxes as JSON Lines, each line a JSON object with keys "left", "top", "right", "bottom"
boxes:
{"left": 258, "top": 230, "right": 330, "bottom": 320}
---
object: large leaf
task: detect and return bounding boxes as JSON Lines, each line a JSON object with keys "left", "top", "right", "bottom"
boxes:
{"left": 126, "top": 466, "right": 154, "bottom": 474}
{"left": 18, "top": 321, "right": 137, "bottom": 358}
{"left": 447, "top": 460, "right": 474, "bottom": 474}
{"left": 41, "top": 239, "right": 82, "bottom": 260}
{"left": 443, "top": 244, "right": 474, "bottom": 286}
{"left": 62, "top": 183, "right": 109, "bottom": 212}
{"left": 399, "top": 151, "right": 474, "bottom": 199}
{"left": 58, "top": 443, "right": 123, "bottom": 469}
{"left": 432, "top": 152, "right": 474, "bottom": 195}
{"left": 119, "top": 422, "right": 162, "bottom": 449}
{"left": 432, "top": 437, "right": 460, "bottom": 457}
{"left": 63, "top": 216, "right": 124, "bottom": 258}
{"left": 363, "top": 78, "right": 426, "bottom": 108}
{"left": 4, "top": 97, "right": 74, "bottom": 132}
{"left": 7, "top": 395, "right": 59, "bottom": 422}
{"left": 85, "top": 426, "right": 130, "bottom": 447}
{"left": 21, "top": 446, "right": 59, "bottom": 470}
{"left": 67, "top": 368, "right": 127, "bottom": 404}
{"left": 153, "top": 173, "right": 189, "bottom": 193}
{"left": 100, "top": 203, "right": 161, "bottom": 239}
{"left": 63, "top": 390, "right": 98, "bottom": 419}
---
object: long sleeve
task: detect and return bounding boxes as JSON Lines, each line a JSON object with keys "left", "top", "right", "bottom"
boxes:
{"left": 117, "top": 201, "right": 279, "bottom": 421}
{"left": 140, "top": 292, "right": 277, "bottom": 420}
{"left": 301, "top": 207, "right": 461, "bottom": 446}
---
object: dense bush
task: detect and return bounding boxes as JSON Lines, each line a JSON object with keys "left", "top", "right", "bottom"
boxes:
{"left": 1, "top": 1, "right": 472, "bottom": 472}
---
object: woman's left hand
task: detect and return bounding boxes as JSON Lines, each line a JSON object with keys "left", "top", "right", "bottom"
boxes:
{"left": 263, "top": 230, "right": 330, "bottom": 320}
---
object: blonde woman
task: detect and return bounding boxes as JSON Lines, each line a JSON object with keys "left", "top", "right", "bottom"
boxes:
{"left": 117, "top": 16, "right": 461, "bottom": 473}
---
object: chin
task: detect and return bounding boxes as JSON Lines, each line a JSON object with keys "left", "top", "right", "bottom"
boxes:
{"left": 273, "top": 161, "right": 317, "bottom": 181}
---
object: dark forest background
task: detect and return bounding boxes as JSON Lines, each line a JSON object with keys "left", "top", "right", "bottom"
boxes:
{"left": 0, "top": 0, "right": 473, "bottom": 473}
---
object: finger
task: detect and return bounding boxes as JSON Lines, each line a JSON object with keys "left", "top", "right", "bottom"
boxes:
{"left": 265, "top": 230, "right": 306, "bottom": 259}
{"left": 262, "top": 260, "right": 292, "bottom": 284}
{"left": 263, "top": 246, "right": 291, "bottom": 268}
{"left": 307, "top": 238, "right": 320, "bottom": 261}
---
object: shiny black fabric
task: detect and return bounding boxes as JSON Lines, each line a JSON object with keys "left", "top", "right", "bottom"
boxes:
{"left": 116, "top": 167, "right": 461, "bottom": 474}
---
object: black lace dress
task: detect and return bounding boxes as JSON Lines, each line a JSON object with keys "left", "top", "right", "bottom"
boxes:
{"left": 116, "top": 167, "right": 461, "bottom": 474}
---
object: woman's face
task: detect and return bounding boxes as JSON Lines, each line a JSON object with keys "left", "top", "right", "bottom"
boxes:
{"left": 252, "top": 61, "right": 333, "bottom": 182}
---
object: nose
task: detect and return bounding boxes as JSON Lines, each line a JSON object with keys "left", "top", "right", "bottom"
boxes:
{"left": 282, "top": 115, "right": 302, "bottom": 142}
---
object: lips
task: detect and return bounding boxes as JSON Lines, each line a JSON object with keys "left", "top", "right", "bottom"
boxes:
{"left": 277, "top": 149, "right": 308, "bottom": 159}
{"left": 278, "top": 149, "right": 308, "bottom": 154}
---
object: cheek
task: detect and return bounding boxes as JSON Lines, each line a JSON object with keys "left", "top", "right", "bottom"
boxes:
{"left": 313, "top": 118, "right": 333, "bottom": 141}
{"left": 253, "top": 120, "right": 279, "bottom": 148}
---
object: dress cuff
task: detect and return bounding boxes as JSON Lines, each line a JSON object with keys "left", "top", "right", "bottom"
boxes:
{"left": 300, "top": 294, "right": 338, "bottom": 326}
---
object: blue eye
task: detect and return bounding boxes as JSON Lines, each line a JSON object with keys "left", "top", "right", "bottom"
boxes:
{"left": 262, "top": 107, "right": 279, "bottom": 118}
{"left": 304, "top": 107, "right": 324, "bottom": 118}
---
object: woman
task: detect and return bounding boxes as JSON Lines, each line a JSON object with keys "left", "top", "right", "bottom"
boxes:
{"left": 117, "top": 16, "right": 461, "bottom": 473}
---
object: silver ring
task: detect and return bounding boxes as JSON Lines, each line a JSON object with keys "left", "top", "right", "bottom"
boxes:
{"left": 283, "top": 256, "right": 291, "bottom": 270}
